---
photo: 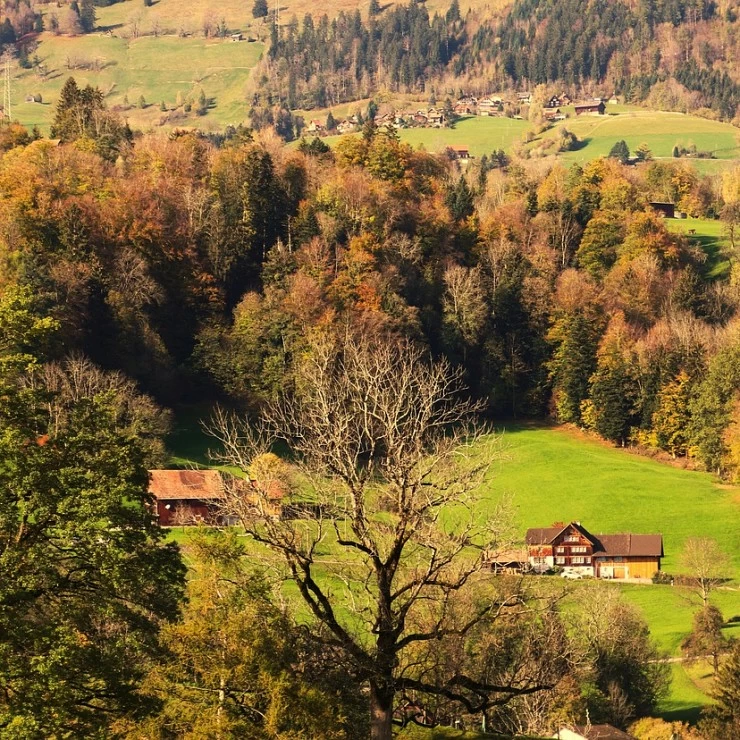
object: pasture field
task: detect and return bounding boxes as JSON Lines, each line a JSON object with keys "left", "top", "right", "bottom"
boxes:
{"left": 313, "top": 115, "right": 531, "bottom": 157}
{"left": 167, "top": 416, "right": 740, "bottom": 718}
{"left": 542, "top": 108, "right": 740, "bottom": 164}
{"left": 13, "top": 32, "right": 263, "bottom": 132}
{"left": 665, "top": 217, "right": 731, "bottom": 280}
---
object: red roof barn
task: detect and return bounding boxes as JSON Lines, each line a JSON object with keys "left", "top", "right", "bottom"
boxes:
{"left": 149, "top": 469, "right": 225, "bottom": 526}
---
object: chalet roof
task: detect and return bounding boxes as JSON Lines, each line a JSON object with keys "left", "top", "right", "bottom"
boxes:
{"left": 149, "top": 469, "right": 224, "bottom": 501}
{"left": 449, "top": 145, "right": 470, "bottom": 152}
{"left": 526, "top": 522, "right": 663, "bottom": 557}
{"left": 596, "top": 533, "right": 664, "bottom": 558}
{"left": 574, "top": 101, "right": 605, "bottom": 109}
{"left": 526, "top": 521, "right": 596, "bottom": 546}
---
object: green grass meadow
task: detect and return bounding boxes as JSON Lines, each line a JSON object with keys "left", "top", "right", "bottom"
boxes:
{"left": 397, "top": 115, "right": 530, "bottom": 157}
{"left": 14, "top": 32, "right": 263, "bottom": 132}
{"left": 167, "top": 416, "right": 740, "bottom": 718}
{"left": 544, "top": 108, "right": 740, "bottom": 164}
{"left": 314, "top": 115, "right": 531, "bottom": 158}
{"left": 664, "top": 217, "right": 731, "bottom": 279}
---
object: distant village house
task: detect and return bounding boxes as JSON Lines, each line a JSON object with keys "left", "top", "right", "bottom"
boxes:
{"left": 574, "top": 101, "right": 606, "bottom": 116}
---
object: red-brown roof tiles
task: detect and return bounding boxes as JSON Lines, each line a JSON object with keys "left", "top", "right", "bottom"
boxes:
{"left": 149, "top": 469, "right": 224, "bottom": 501}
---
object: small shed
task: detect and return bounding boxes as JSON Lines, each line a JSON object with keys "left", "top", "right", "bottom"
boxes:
{"left": 448, "top": 144, "right": 471, "bottom": 160}
{"left": 649, "top": 201, "right": 676, "bottom": 218}
{"left": 149, "top": 469, "right": 225, "bottom": 526}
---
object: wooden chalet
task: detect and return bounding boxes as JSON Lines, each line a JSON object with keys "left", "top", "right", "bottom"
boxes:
{"left": 574, "top": 101, "right": 606, "bottom": 116}
{"left": 427, "top": 107, "right": 446, "bottom": 127}
{"left": 526, "top": 521, "right": 663, "bottom": 579}
{"left": 545, "top": 95, "right": 562, "bottom": 109}
{"left": 149, "top": 469, "right": 225, "bottom": 526}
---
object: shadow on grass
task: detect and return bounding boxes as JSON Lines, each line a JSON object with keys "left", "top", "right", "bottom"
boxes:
{"left": 660, "top": 705, "right": 703, "bottom": 724}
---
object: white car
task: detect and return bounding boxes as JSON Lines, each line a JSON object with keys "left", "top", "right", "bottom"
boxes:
{"left": 561, "top": 570, "right": 584, "bottom": 580}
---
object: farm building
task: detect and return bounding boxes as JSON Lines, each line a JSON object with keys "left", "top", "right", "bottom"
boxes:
{"left": 574, "top": 101, "right": 606, "bottom": 116}
{"left": 649, "top": 201, "right": 676, "bottom": 218}
{"left": 448, "top": 144, "right": 472, "bottom": 160}
{"left": 545, "top": 95, "right": 562, "bottom": 108}
{"left": 484, "top": 547, "right": 529, "bottom": 574}
{"left": 306, "top": 119, "right": 326, "bottom": 134}
{"left": 544, "top": 108, "right": 566, "bottom": 121}
{"left": 149, "top": 469, "right": 225, "bottom": 526}
{"left": 526, "top": 521, "right": 663, "bottom": 579}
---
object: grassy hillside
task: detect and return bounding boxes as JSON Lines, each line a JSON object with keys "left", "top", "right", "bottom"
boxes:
{"left": 306, "top": 115, "right": 531, "bottom": 156}
{"left": 14, "top": 32, "right": 263, "bottom": 132}
{"left": 665, "top": 217, "right": 731, "bottom": 280}
{"left": 489, "top": 424, "right": 740, "bottom": 575}
{"left": 168, "top": 416, "right": 740, "bottom": 718}
{"left": 541, "top": 108, "right": 740, "bottom": 167}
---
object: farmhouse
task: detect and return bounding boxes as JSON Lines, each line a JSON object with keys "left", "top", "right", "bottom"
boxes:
{"left": 306, "top": 119, "right": 326, "bottom": 135}
{"left": 149, "top": 469, "right": 225, "bottom": 526}
{"left": 526, "top": 521, "right": 663, "bottom": 579}
{"left": 454, "top": 96, "right": 477, "bottom": 115}
{"left": 337, "top": 119, "right": 357, "bottom": 134}
{"left": 478, "top": 97, "right": 503, "bottom": 116}
{"left": 545, "top": 95, "right": 562, "bottom": 109}
{"left": 574, "top": 101, "right": 606, "bottom": 116}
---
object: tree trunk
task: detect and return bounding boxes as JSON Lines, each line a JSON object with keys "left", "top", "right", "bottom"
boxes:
{"left": 370, "top": 681, "right": 394, "bottom": 740}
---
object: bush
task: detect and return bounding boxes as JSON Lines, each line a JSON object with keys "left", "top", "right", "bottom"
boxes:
{"left": 651, "top": 570, "right": 673, "bottom": 585}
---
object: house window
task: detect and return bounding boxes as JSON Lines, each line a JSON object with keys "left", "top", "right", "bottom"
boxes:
{"left": 613, "top": 557, "right": 623, "bottom": 563}
{"left": 556, "top": 557, "right": 566, "bottom": 565}
{"left": 565, "top": 535, "right": 579, "bottom": 543}
{"left": 572, "top": 557, "right": 585, "bottom": 564}
{"left": 572, "top": 546, "right": 587, "bottom": 553}
{"left": 556, "top": 547, "right": 566, "bottom": 553}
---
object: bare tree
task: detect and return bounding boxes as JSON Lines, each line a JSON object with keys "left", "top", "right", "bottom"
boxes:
{"left": 679, "top": 537, "right": 731, "bottom": 608}
{"left": 206, "top": 333, "right": 551, "bottom": 739}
